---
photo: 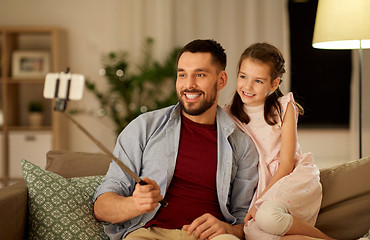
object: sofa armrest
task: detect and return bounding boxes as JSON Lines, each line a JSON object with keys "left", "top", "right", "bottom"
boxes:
{"left": 316, "top": 156, "right": 370, "bottom": 240}
{"left": 0, "top": 180, "right": 28, "bottom": 240}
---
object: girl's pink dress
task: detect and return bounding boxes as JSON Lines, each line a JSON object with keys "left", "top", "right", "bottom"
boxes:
{"left": 227, "top": 92, "right": 322, "bottom": 240}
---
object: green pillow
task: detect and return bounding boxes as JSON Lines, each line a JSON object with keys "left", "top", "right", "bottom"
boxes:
{"left": 21, "top": 159, "right": 108, "bottom": 240}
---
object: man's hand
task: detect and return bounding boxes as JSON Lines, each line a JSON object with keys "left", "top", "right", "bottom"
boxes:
{"left": 94, "top": 177, "right": 163, "bottom": 224}
{"left": 183, "top": 213, "right": 229, "bottom": 240}
{"left": 132, "top": 177, "right": 164, "bottom": 213}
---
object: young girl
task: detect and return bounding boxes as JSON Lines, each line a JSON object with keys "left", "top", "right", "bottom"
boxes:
{"left": 225, "top": 43, "right": 334, "bottom": 240}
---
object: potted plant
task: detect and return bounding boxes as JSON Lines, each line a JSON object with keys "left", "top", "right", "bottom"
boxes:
{"left": 28, "top": 101, "right": 44, "bottom": 127}
{"left": 79, "top": 38, "right": 180, "bottom": 135}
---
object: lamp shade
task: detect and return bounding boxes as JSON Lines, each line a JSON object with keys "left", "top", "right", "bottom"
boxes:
{"left": 312, "top": 0, "right": 370, "bottom": 49}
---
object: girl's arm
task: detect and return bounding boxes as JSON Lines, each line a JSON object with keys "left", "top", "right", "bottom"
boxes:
{"left": 257, "top": 102, "right": 298, "bottom": 199}
{"left": 264, "top": 101, "right": 297, "bottom": 193}
{"left": 245, "top": 102, "right": 297, "bottom": 223}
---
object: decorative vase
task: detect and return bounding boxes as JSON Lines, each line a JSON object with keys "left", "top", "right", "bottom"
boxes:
{"left": 28, "top": 112, "right": 43, "bottom": 127}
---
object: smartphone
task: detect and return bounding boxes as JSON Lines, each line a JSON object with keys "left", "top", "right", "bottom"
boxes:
{"left": 43, "top": 72, "right": 85, "bottom": 101}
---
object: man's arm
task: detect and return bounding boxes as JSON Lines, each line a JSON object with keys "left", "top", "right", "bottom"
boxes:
{"left": 94, "top": 177, "right": 163, "bottom": 224}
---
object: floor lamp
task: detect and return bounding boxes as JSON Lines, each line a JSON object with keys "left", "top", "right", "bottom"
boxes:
{"left": 312, "top": 0, "right": 370, "bottom": 158}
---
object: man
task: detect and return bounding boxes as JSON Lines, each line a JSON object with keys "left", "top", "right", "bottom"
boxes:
{"left": 93, "top": 39, "right": 259, "bottom": 240}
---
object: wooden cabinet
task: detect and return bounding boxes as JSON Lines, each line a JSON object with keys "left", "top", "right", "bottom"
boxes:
{"left": 0, "top": 26, "right": 68, "bottom": 186}
{"left": 9, "top": 131, "right": 52, "bottom": 178}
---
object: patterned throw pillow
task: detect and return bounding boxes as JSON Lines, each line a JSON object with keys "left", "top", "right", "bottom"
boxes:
{"left": 21, "top": 159, "right": 108, "bottom": 240}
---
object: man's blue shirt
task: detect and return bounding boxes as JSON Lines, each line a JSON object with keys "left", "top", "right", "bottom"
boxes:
{"left": 93, "top": 104, "right": 259, "bottom": 240}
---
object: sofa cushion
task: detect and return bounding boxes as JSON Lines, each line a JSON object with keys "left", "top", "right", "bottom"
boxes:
{"left": 21, "top": 159, "right": 109, "bottom": 240}
{"left": 46, "top": 150, "right": 111, "bottom": 178}
{"left": 316, "top": 156, "right": 370, "bottom": 240}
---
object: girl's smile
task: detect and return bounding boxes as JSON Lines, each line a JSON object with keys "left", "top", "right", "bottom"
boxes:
{"left": 241, "top": 92, "right": 256, "bottom": 97}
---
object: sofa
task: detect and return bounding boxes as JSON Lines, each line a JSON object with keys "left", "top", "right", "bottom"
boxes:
{"left": 0, "top": 150, "right": 369, "bottom": 240}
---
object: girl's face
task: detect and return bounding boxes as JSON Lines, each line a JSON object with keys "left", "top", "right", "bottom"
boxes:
{"left": 237, "top": 57, "right": 279, "bottom": 107}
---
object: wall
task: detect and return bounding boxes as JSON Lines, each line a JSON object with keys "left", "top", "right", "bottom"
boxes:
{"left": 0, "top": 0, "right": 369, "bottom": 168}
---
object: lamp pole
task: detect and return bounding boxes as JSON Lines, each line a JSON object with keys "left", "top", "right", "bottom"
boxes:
{"left": 359, "top": 40, "right": 363, "bottom": 158}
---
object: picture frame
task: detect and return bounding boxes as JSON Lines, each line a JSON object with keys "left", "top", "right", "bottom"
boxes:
{"left": 12, "top": 51, "right": 50, "bottom": 79}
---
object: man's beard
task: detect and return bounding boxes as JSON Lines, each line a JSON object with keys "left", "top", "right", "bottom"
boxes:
{"left": 177, "top": 82, "right": 218, "bottom": 116}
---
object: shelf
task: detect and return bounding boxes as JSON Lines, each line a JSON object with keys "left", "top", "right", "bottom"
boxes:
{"left": 0, "top": 26, "right": 61, "bottom": 34}
{"left": 5, "top": 78, "right": 45, "bottom": 84}
{"left": 8, "top": 126, "right": 52, "bottom": 131}
{"left": 0, "top": 126, "right": 52, "bottom": 131}
{"left": 1, "top": 26, "right": 67, "bottom": 186}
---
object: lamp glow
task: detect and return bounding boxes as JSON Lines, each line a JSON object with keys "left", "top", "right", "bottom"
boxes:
{"left": 312, "top": 0, "right": 370, "bottom": 50}
{"left": 312, "top": 0, "right": 370, "bottom": 158}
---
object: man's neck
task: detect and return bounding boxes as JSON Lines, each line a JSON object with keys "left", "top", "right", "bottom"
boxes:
{"left": 181, "top": 105, "right": 218, "bottom": 125}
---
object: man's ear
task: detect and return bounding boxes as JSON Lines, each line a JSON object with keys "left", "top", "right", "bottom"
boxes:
{"left": 218, "top": 71, "right": 228, "bottom": 90}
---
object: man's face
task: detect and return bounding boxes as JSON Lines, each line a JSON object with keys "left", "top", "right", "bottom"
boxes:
{"left": 176, "top": 52, "right": 222, "bottom": 117}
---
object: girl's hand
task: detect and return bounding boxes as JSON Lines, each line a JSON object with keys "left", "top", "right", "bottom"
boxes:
{"left": 244, "top": 205, "right": 257, "bottom": 225}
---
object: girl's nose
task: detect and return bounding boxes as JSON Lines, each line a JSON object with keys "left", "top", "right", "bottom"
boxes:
{"left": 245, "top": 80, "right": 253, "bottom": 90}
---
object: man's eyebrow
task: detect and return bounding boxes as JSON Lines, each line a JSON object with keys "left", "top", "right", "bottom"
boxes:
{"left": 195, "top": 68, "right": 210, "bottom": 72}
{"left": 177, "top": 68, "right": 210, "bottom": 72}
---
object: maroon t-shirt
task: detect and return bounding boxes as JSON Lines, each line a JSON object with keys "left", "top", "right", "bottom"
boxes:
{"left": 145, "top": 114, "right": 224, "bottom": 229}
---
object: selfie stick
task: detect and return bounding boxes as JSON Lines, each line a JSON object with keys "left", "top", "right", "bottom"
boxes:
{"left": 49, "top": 69, "right": 167, "bottom": 207}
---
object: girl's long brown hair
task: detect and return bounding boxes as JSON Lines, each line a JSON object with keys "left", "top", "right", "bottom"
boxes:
{"left": 230, "top": 42, "right": 303, "bottom": 126}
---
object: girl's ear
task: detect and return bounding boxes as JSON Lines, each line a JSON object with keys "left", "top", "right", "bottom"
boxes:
{"left": 271, "top": 77, "right": 280, "bottom": 91}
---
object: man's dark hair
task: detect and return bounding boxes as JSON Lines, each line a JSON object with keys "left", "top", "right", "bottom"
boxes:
{"left": 176, "top": 39, "right": 227, "bottom": 70}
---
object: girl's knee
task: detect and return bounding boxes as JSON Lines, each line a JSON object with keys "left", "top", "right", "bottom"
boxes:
{"left": 254, "top": 201, "right": 293, "bottom": 235}
{"left": 212, "top": 234, "right": 240, "bottom": 240}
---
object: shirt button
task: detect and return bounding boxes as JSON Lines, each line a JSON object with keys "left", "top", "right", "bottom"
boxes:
{"left": 140, "top": 222, "right": 145, "bottom": 226}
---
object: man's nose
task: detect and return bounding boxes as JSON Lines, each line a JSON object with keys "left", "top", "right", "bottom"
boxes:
{"left": 185, "top": 75, "right": 197, "bottom": 89}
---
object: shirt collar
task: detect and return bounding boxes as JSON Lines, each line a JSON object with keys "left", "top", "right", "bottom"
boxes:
{"left": 170, "top": 103, "right": 237, "bottom": 135}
